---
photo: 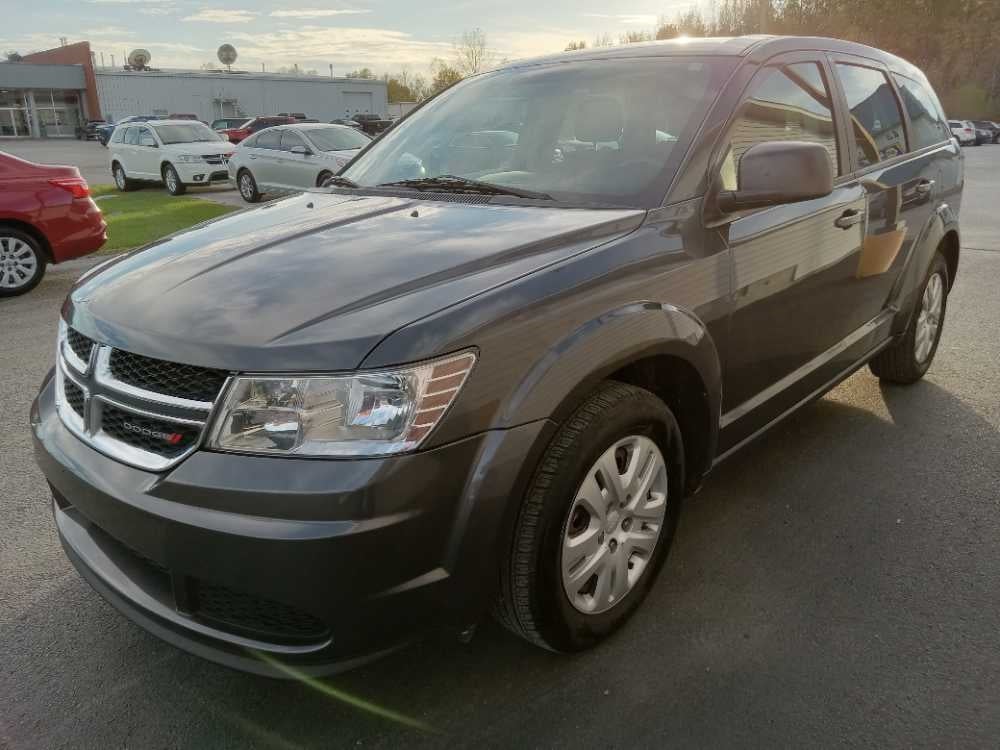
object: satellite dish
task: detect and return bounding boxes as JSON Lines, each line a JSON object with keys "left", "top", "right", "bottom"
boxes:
{"left": 217, "top": 44, "right": 238, "bottom": 70}
{"left": 128, "top": 49, "right": 151, "bottom": 69}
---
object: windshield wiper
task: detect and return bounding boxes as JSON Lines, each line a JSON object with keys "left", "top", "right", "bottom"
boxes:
{"left": 322, "top": 175, "right": 359, "bottom": 188}
{"left": 376, "top": 175, "right": 553, "bottom": 201}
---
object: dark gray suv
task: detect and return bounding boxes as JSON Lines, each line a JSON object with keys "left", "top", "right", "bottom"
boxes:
{"left": 32, "top": 36, "right": 962, "bottom": 676}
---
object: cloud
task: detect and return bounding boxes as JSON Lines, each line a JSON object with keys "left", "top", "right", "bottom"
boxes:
{"left": 583, "top": 13, "right": 660, "bottom": 25}
{"left": 138, "top": 7, "right": 174, "bottom": 15}
{"left": 228, "top": 26, "right": 452, "bottom": 71}
{"left": 182, "top": 9, "right": 259, "bottom": 23}
{"left": 270, "top": 9, "right": 371, "bottom": 19}
{"left": 87, "top": 0, "right": 174, "bottom": 3}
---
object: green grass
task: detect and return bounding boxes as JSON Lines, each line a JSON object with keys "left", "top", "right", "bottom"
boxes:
{"left": 91, "top": 184, "right": 237, "bottom": 253}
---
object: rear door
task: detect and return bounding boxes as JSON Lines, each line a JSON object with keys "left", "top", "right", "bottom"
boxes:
{"left": 120, "top": 127, "right": 141, "bottom": 174}
{"left": 249, "top": 128, "right": 283, "bottom": 186}
{"left": 276, "top": 130, "right": 313, "bottom": 190}
{"left": 717, "top": 52, "right": 873, "bottom": 448}
{"left": 828, "top": 56, "right": 950, "bottom": 336}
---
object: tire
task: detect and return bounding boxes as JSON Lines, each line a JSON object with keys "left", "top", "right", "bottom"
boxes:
{"left": 0, "top": 227, "right": 48, "bottom": 297}
{"left": 112, "top": 162, "right": 135, "bottom": 192}
{"left": 237, "top": 169, "right": 261, "bottom": 203}
{"left": 316, "top": 170, "right": 333, "bottom": 188}
{"left": 494, "top": 381, "right": 685, "bottom": 652}
{"left": 163, "top": 164, "right": 186, "bottom": 196}
{"left": 870, "top": 252, "right": 949, "bottom": 384}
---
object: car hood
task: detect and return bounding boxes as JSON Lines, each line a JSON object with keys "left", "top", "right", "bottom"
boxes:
{"left": 66, "top": 192, "right": 644, "bottom": 371}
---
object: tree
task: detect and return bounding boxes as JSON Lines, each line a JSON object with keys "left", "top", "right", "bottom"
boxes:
{"left": 453, "top": 28, "right": 497, "bottom": 76}
{"left": 592, "top": 33, "right": 615, "bottom": 48}
{"left": 620, "top": 30, "right": 652, "bottom": 44}
{"left": 5, "top": 51, "right": 23, "bottom": 62}
{"left": 382, "top": 70, "right": 426, "bottom": 102}
{"left": 346, "top": 67, "right": 375, "bottom": 79}
{"left": 430, "top": 58, "right": 463, "bottom": 94}
{"left": 565, "top": 40, "right": 587, "bottom": 51}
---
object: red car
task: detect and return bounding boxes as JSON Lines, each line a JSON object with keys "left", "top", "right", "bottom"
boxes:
{"left": 0, "top": 151, "right": 107, "bottom": 297}
{"left": 220, "top": 115, "right": 297, "bottom": 143}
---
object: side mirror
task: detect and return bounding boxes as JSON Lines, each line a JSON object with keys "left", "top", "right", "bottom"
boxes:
{"left": 718, "top": 141, "right": 833, "bottom": 213}
{"left": 290, "top": 145, "right": 311, "bottom": 156}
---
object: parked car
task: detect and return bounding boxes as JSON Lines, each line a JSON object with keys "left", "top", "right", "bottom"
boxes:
{"left": 168, "top": 113, "right": 200, "bottom": 121}
{"left": 96, "top": 115, "right": 157, "bottom": 146}
{"left": 108, "top": 120, "right": 234, "bottom": 196}
{"left": 0, "top": 151, "right": 105, "bottom": 297}
{"left": 330, "top": 118, "right": 363, "bottom": 130}
{"left": 351, "top": 112, "right": 393, "bottom": 135}
{"left": 78, "top": 120, "right": 108, "bottom": 141}
{"left": 972, "top": 120, "right": 1000, "bottom": 144}
{"left": 948, "top": 119, "right": 976, "bottom": 145}
{"left": 211, "top": 117, "right": 249, "bottom": 131}
{"left": 277, "top": 112, "right": 309, "bottom": 120}
{"left": 219, "top": 116, "right": 298, "bottom": 144}
{"left": 228, "top": 123, "right": 371, "bottom": 202}
{"left": 33, "top": 36, "right": 962, "bottom": 676}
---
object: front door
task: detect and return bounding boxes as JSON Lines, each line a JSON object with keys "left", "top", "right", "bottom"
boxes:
{"left": 715, "top": 54, "right": 880, "bottom": 451}
{"left": 249, "top": 128, "right": 283, "bottom": 187}
{"left": 276, "top": 130, "right": 312, "bottom": 190}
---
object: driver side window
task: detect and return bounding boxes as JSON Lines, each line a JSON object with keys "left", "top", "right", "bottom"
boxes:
{"left": 720, "top": 61, "right": 840, "bottom": 190}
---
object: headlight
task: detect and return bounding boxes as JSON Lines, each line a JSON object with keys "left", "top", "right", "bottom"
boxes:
{"left": 175, "top": 154, "right": 202, "bottom": 163}
{"left": 208, "top": 351, "right": 476, "bottom": 457}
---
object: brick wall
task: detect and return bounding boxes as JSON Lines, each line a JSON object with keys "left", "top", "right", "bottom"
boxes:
{"left": 22, "top": 41, "right": 102, "bottom": 120}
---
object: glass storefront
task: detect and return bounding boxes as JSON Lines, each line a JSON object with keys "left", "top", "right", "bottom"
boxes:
{"left": 0, "top": 88, "right": 83, "bottom": 137}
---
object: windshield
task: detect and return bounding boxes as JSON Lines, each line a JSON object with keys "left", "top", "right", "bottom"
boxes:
{"left": 342, "top": 58, "right": 733, "bottom": 207}
{"left": 305, "top": 126, "right": 371, "bottom": 151}
{"left": 154, "top": 123, "right": 222, "bottom": 144}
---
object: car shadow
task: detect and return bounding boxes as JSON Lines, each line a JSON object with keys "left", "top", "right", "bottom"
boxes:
{"left": 6, "top": 372, "right": 1000, "bottom": 748}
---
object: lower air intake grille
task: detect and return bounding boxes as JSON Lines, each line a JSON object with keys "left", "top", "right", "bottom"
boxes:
{"left": 108, "top": 349, "right": 228, "bottom": 403}
{"left": 194, "top": 581, "right": 329, "bottom": 643}
{"left": 64, "top": 378, "right": 85, "bottom": 417}
{"left": 100, "top": 404, "right": 200, "bottom": 458}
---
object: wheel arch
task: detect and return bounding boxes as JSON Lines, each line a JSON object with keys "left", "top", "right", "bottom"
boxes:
{"left": 0, "top": 219, "right": 53, "bottom": 263}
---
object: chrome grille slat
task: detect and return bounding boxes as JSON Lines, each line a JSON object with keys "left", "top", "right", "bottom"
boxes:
{"left": 56, "top": 326, "right": 230, "bottom": 472}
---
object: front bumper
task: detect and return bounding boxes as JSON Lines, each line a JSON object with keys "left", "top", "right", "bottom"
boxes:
{"left": 31, "top": 373, "right": 552, "bottom": 676}
{"left": 172, "top": 160, "right": 231, "bottom": 186}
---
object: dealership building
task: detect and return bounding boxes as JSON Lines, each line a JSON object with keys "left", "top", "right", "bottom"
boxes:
{"left": 0, "top": 41, "right": 388, "bottom": 137}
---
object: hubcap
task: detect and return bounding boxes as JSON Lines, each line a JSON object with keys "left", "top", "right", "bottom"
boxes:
{"left": 915, "top": 272, "right": 944, "bottom": 364}
{"left": 561, "top": 435, "right": 668, "bottom": 614}
{"left": 0, "top": 236, "right": 38, "bottom": 289}
{"left": 166, "top": 170, "right": 177, "bottom": 191}
{"left": 115, "top": 167, "right": 125, "bottom": 189}
{"left": 240, "top": 174, "right": 253, "bottom": 199}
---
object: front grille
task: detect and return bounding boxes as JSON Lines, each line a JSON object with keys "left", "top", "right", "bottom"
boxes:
{"left": 64, "top": 378, "right": 85, "bottom": 417}
{"left": 201, "top": 154, "right": 225, "bottom": 165}
{"left": 108, "top": 349, "right": 228, "bottom": 403}
{"left": 100, "top": 404, "right": 201, "bottom": 458}
{"left": 194, "top": 580, "right": 329, "bottom": 643}
{"left": 209, "top": 170, "right": 229, "bottom": 181}
{"left": 67, "top": 328, "right": 95, "bottom": 364}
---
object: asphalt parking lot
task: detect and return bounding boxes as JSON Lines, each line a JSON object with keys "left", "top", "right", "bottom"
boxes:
{"left": 2, "top": 146, "right": 1000, "bottom": 749}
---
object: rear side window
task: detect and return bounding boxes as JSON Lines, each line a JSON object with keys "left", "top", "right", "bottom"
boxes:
{"left": 835, "top": 63, "right": 906, "bottom": 168}
{"left": 256, "top": 129, "right": 282, "bottom": 149}
{"left": 720, "top": 61, "right": 839, "bottom": 190}
{"left": 893, "top": 74, "right": 950, "bottom": 149}
{"left": 123, "top": 127, "right": 140, "bottom": 146}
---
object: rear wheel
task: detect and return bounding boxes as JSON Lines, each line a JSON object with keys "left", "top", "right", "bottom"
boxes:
{"left": 163, "top": 164, "right": 186, "bottom": 196}
{"left": 0, "top": 227, "right": 47, "bottom": 297}
{"left": 112, "top": 162, "right": 135, "bottom": 192}
{"left": 870, "top": 252, "right": 949, "bottom": 384}
{"left": 238, "top": 169, "right": 261, "bottom": 203}
{"left": 494, "top": 381, "right": 685, "bottom": 652}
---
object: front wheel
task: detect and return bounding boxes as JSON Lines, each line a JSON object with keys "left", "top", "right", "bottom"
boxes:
{"left": 870, "top": 252, "right": 949, "bottom": 384}
{"left": 0, "top": 227, "right": 47, "bottom": 297}
{"left": 494, "top": 381, "right": 685, "bottom": 652}
{"left": 163, "top": 164, "right": 186, "bottom": 196}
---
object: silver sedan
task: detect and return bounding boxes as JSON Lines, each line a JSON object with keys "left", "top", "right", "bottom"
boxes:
{"left": 227, "top": 123, "right": 371, "bottom": 202}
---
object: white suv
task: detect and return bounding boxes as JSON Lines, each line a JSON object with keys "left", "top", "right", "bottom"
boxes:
{"left": 108, "top": 120, "right": 235, "bottom": 196}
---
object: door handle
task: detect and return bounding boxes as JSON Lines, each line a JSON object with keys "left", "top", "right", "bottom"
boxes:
{"left": 834, "top": 209, "right": 863, "bottom": 230}
{"left": 248, "top": 155, "right": 256, "bottom": 160}
{"left": 915, "top": 179, "right": 935, "bottom": 195}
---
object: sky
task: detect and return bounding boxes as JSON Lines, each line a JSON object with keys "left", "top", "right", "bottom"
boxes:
{"left": 2, "top": 0, "right": 706, "bottom": 77}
